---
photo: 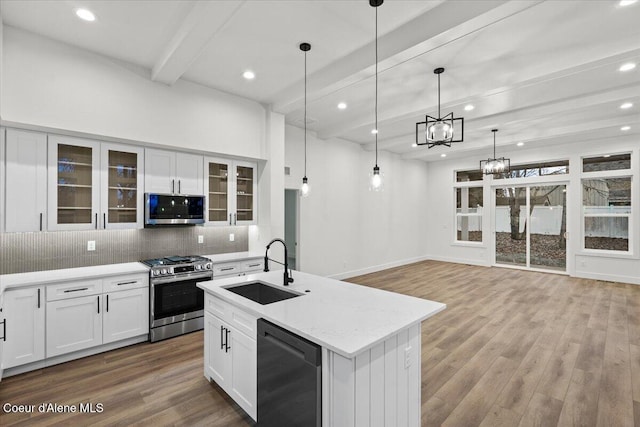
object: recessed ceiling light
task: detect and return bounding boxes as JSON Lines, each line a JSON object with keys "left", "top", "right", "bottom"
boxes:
{"left": 621, "top": 126, "right": 631, "bottom": 131}
{"left": 603, "top": 154, "right": 611, "bottom": 158}
{"left": 371, "top": 129, "right": 378, "bottom": 134}
{"left": 464, "top": 104, "right": 474, "bottom": 111}
{"left": 411, "top": 143, "right": 417, "bottom": 148}
{"left": 620, "top": 102, "right": 633, "bottom": 109}
{"left": 337, "top": 102, "right": 347, "bottom": 110}
{"left": 619, "top": 0, "right": 637, "bottom": 6}
{"left": 619, "top": 62, "right": 636, "bottom": 72}
{"left": 517, "top": 142, "right": 524, "bottom": 147}
{"left": 440, "top": 153, "right": 447, "bottom": 158}
{"left": 242, "top": 70, "right": 255, "bottom": 80}
{"left": 75, "top": 8, "right": 96, "bottom": 22}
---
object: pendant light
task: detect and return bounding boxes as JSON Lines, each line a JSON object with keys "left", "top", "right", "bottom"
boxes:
{"left": 480, "top": 129, "right": 510, "bottom": 175}
{"left": 369, "top": 0, "right": 383, "bottom": 191}
{"left": 300, "top": 42, "right": 311, "bottom": 197}
{"left": 415, "top": 67, "right": 464, "bottom": 148}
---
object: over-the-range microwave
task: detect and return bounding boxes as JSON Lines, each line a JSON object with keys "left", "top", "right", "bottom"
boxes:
{"left": 144, "top": 193, "right": 205, "bottom": 226}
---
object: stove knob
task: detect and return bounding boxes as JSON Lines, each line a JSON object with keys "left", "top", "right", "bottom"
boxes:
{"left": 161, "top": 268, "right": 167, "bottom": 275}
{"left": 196, "top": 264, "right": 202, "bottom": 270}
{"left": 152, "top": 270, "right": 159, "bottom": 277}
{"left": 205, "top": 263, "right": 212, "bottom": 270}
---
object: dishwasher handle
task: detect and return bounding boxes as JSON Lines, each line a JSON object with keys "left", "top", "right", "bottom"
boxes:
{"left": 258, "top": 319, "right": 321, "bottom": 366}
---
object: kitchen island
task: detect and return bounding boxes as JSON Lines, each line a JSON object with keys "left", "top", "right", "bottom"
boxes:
{"left": 197, "top": 270, "right": 445, "bottom": 426}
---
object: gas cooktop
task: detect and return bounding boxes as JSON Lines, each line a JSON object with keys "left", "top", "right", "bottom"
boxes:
{"left": 140, "top": 255, "right": 210, "bottom": 267}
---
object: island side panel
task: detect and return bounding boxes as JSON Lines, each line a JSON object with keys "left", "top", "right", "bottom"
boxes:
{"left": 323, "top": 324, "right": 422, "bottom": 427}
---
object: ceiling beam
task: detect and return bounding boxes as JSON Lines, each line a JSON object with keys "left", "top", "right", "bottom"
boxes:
{"left": 151, "top": 1, "right": 245, "bottom": 85}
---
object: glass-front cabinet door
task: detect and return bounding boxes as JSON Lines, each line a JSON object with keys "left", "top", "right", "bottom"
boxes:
{"left": 234, "top": 161, "right": 256, "bottom": 224}
{"left": 101, "top": 143, "right": 144, "bottom": 229}
{"left": 204, "top": 158, "right": 257, "bottom": 226}
{"left": 48, "top": 136, "right": 100, "bottom": 230}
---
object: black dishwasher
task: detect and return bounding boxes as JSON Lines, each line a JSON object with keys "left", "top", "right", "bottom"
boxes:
{"left": 257, "top": 319, "right": 321, "bottom": 427}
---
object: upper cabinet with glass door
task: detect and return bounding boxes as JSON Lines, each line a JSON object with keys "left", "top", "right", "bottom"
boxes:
{"left": 100, "top": 143, "right": 144, "bottom": 229}
{"left": 204, "top": 158, "right": 257, "bottom": 226}
{"left": 48, "top": 136, "right": 101, "bottom": 231}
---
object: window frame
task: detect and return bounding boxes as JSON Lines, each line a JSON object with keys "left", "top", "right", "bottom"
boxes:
{"left": 453, "top": 181, "right": 485, "bottom": 246}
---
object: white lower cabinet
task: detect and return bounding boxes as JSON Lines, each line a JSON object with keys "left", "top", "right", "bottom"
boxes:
{"left": 2, "top": 287, "right": 45, "bottom": 369}
{"left": 46, "top": 295, "right": 102, "bottom": 357}
{"left": 204, "top": 299, "right": 257, "bottom": 421}
{"left": 103, "top": 288, "right": 149, "bottom": 344}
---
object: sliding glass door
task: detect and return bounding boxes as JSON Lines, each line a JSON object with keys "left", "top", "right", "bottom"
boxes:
{"left": 494, "top": 184, "right": 567, "bottom": 272}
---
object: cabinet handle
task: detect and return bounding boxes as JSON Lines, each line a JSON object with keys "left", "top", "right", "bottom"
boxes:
{"left": 37, "top": 288, "right": 41, "bottom": 308}
{"left": 117, "top": 281, "right": 137, "bottom": 286}
{"left": 178, "top": 180, "right": 181, "bottom": 194}
{"left": 220, "top": 325, "right": 225, "bottom": 350}
{"left": 64, "top": 287, "right": 89, "bottom": 293}
{"left": 106, "top": 295, "right": 109, "bottom": 312}
{"left": 220, "top": 267, "right": 234, "bottom": 272}
{"left": 172, "top": 179, "right": 175, "bottom": 194}
{"left": 229, "top": 214, "right": 232, "bottom": 225}
{"left": 97, "top": 296, "right": 100, "bottom": 314}
{"left": 225, "top": 329, "right": 231, "bottom": 352}
{"left": 233, "top": 213, "right": 237, "bottom": 225}
{"left": 95, "top": 213, "right": 98, "bottom": 229}
{"left": 103, "top": 213, "right": 106, "bottom": 229}
{"left": 1, "top": 319, "right": 6, "bottom": 342}
{"left": 248, "top": 263, "right": 260, "bottom": 268}
{"left": 40, "top": 213, "right": 43, "bottom": 231}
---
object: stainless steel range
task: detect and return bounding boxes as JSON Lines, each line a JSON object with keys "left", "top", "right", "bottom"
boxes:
{"left": 141, "top": 255, "right": 213, "bottom": 342}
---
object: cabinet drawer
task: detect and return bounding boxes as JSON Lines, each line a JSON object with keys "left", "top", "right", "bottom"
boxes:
{"left": 46, "top": 279, "right": 103, "bottom": 301}
{"left": 103, "top": 274, "right": 147, "bottom": 293}
{"left": 213, "top": 263, "right": 241, "bottom": 278}
{"left": 205, "top": 294, "right": 257, "bottom": 338}
{"left": 242, "top": 259, "right": 264, "bottom": 273}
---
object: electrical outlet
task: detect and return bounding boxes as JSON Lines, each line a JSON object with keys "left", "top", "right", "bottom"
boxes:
{"left": 198, "top": 235, "right": 204, "bottom": 244}
{"left": 404, "top": 346, "right": 412, "bottom": 369}
{"left": 229, "top": 233, "right": 235, "bottom": 242}
{"left": 87, "top": 240, "right": 96, "bottom": 251}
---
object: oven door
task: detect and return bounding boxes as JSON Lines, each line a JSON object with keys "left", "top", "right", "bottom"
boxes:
{"left": 150, "top": 276, "right": 208, "bottom": 328}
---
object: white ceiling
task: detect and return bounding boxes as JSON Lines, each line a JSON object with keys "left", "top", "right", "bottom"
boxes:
{"left": 1, "top": 0, "right": 639, "bottom": 162}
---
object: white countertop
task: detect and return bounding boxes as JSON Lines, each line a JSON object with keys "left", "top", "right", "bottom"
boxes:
{"left": 0, "top": 262, "right": 150, "bottom": 292}
{"left": 198, "top": 270, "right": 446, "bottom": 358}
{"left": 205, "top": 251, "right": 263, "bottom": 263}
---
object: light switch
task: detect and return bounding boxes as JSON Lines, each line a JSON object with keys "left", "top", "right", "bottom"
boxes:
{"left": 87, "top": 241, "right": 96, "bottom": 251}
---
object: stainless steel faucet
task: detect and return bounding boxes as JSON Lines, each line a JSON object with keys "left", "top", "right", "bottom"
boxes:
{"left": 264, "top": 238, "right": 294, "bottom": 286}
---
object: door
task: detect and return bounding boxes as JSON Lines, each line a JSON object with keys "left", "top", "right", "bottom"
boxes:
{"left": 101, "top": 143, "right": 144, "bottom": 229}
{"left": 204, "top": 312, "right": 230, "bottom": 386}
{"left": 494, "top": 184, "right": 567, "bottom": 271}
{"left": 48, "top": 135, "right": 101, "bottom": 230}
{"left": 103, "top": 288, "right": 149, "bottom": 344}
{"left": 46, "top": 295, "right": 102, "bottom": 357}
{"left": 2, "top": 287, "right": 45, "bottom": 369}
{"left": 151, "top": 279, "right": 204, "bottom": 327}
{"left": 229, "top": 325, "right": 257, "bottom": 420}
{"left": 5, "top": 129, "right": 48, "bottom": 232}
{"left": 205, "top": 157, "right": 232, "bottom": 225}
{"left": 175, "top": 153, "right": 203, "bottom": 195}
{"left": 144, "top": 148, "right": 176, "bottom": 193}
{"left": 234, "top": 161, "right": 257, "bottom": 224}
{"left": 284, "top": 189, "right": 299, "bottom": 270}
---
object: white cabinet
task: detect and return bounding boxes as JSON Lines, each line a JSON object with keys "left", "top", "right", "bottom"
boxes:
{"left": 2, "top": 287, "right": 45, "bottom": 369}
{"left": 145, "top": 149, "right": 203, "bottom": 195}
{"left": 212, "top": 258, "right": 264, "bottom": 279}
{"left": 46, "top": 294, "right": 102, "bottom": 357}
{"left": 45, "top": 274, "right": 148, "bottom": 358}
{"left": 205, "top": 157, "right": 257, "bottom": 225}
{"left": 204, "top": 296, "right": 257, "bottom": 420}
{"left": 4, "top": 129, "right": 48, "bottom": 232}
{"left": 103, "top": 287, "right": 149, "bottom": 344}
{"left": 100, "top": 143, "right": 145, "bottom": 229}
{"left": 47, "top": 135, "right": 101, "bottom": 230}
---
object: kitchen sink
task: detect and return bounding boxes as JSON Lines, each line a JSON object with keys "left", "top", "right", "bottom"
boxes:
{"left": 223, "top": 281, "right": 303, "bottom": 305}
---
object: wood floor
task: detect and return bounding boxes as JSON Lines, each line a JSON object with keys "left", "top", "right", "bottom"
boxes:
{"left": 1, "top": 260, "right": 639, "bottom": 426}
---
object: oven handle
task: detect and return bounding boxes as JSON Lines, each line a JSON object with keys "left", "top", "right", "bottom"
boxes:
{"left": 150, "top": 273, "right": 213, "bottom": 285}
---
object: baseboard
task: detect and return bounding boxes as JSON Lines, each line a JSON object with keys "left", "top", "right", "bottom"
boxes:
{"left": 329, "top": 255, "right": 431, "bottom": 280}
{"left": 574, "top": 270, "right": 640, "bottom": 285}
{"left": 426, "top": 255, "right": 491, "bottom": 268}
{"left": 3, "top": 334, "right": 148, "bottom": 378}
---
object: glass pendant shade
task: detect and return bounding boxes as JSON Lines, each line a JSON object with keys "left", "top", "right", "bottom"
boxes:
{"left": 480, "top": 129, "right": 510, "bottom": 176}
{"left": 300, "top": 176, "right": 310, "bottom": 197}
{"left": 427, "top": 119, "right": 454, "bottom": 142}
{"left": 369, "top": 166, "right": 383, "bottom": 191}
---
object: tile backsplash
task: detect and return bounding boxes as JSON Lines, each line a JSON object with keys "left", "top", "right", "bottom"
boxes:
{"left": 0, "top": 226, "right": 248, "bottom": 274}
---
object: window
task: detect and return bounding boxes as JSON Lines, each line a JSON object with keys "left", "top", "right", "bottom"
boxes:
{"left": 500, "top": 160, "right": 569, "bottom": 179}
{"left": 583, "top": 154, "right": 631, "bottom": 172}
{"left": 455, "top": 187, "right": 483, "bottom": 242}
{"left": 582, "top": 177, "right": 631, "bottom": 252}
{"left": 456, "top": 169, "right": 483, "bottom": 182}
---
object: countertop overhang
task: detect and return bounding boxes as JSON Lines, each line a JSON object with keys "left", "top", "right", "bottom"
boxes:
{"left": 198, "top": 270, "right": 446, "bottom": 358}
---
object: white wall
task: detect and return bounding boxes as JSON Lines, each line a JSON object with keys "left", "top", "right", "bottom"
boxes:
{"left": 285, "top": 124, "right": 430, "bottom": 278}
{"left": 1, "top": 26, "right": 265, "bottom": 159}
{"left": 427, "top": 135, "right": 640, "bottom": 284}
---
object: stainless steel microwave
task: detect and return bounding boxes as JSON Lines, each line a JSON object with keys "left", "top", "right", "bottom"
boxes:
{"left": 144, "top": 193, "right": 205, "bottom": 226}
